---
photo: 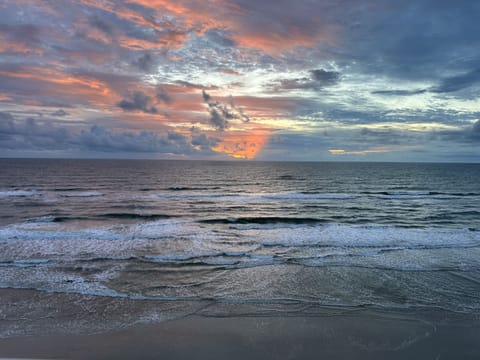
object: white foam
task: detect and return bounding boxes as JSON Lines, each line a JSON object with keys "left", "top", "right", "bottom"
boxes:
{"left": 253, "top": 224, "right": 480, "bottom": 250}
{"left": 265, "top": 192, "right": 355, "bottom": 200}
{"left": 12, "top": 259, "right": 50, "bottom": 267}
{"left": 143, "top": 254, "right": 199, "bottom": 262}
{"left": 27, "top": 216, "right": 56, "bottom": 223}
{"left": 61, "top": 191, "right": 103, "bottom": 197}
{"left": 0, "top": 266, "right": 126, "bottom": 298}
{"left": 203, "top": 257, "right": 240, "bottom": 266}
{"left": 132, "top": 220, "right": 190, "bottom": 239}
{"left": 0, "top": 219, "right": 216, "bottom": 261}
{"left": 386, "top": 191, "right": 431, "bottom": 196}
{"left": 0, "top": 190, "right": 38, "bottom": 197}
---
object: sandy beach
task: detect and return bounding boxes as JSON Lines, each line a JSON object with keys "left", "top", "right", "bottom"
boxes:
{"left": 1, "top": 288, "right": 479, "bottom": 360}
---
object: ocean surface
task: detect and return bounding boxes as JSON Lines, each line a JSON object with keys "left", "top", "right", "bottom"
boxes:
{"left": 1, "top": 159, "right": 480, "bottom": 336}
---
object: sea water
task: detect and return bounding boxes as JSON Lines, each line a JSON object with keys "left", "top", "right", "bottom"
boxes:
{"left": 1, "top": 159, "right": 479, "bottom": 335}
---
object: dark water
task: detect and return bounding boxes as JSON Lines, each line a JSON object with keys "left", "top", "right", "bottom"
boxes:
{"left": 1, "top": 159, "right": 480, "bottom": 336}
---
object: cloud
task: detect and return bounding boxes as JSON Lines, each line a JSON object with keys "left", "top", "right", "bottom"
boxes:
{"left": 0, "top": 112, "right": 15, "bottom": 138}
{"left": 1, "top": 0, "right": 480, "bottom": 161}
{"left": 0, "top": 117, "right": 219, "bottom": 155}
{"left": 431, "top": 68, "right": 480, "bottom": 93}
{"left": 118, "top": 91, "right": 158, "bottom": 113}
{"left": 0, "top": 111, "right": 14, "bottom": 122}
{"left": 0, "top": 23, "right": 42, "bottom": 49}
{"left": 372, "top": 89, "right": 427, "bottom": 96}
{"left": 473, "top": 120, "right": 480, "bottom": 134}
{"left": 191, "top": 132, "right": 219, "bottom": 148}
{"left": 466, "top": 119, "right": 480, "bottom": 141}
{"left": 272, "top": 69, "right": 340, "bottom": 91}
{"left": 156, "top": 87, "right": 172, "bottom": 104}
{"left": 133, "top": 51, "right": 156, "bottom": 72}
{"left": 175, "top": 81, "right": 219, "bottom": 91}
{"left": 310, "top": 69, "right": 340, "bottom": 86}
{"left": 202, "top": 90, "right": 250, "bottom": 131}
{"left": 204, "top": 29, "right": 236, "bottom": 47}
{"left": 372, "top": 68, "right": 480, "bottom": 96}
{"left": 89, "top": 15, "right": 116, "bottom": 37}
{"left": 51, "top": 109, "right": 69, "bottom": 117}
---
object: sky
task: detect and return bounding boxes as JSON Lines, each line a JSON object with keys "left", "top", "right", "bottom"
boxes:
{"left": 0, "top": 0, "right": 479, "bottom": 161}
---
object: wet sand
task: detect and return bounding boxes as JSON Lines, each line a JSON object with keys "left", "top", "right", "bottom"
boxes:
{"left": 1, "top": 289, "right": 479, "bottom": 360}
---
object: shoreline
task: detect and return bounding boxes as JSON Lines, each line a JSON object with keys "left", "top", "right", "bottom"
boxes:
{"left": 1, "top": 289, "right": 479, "bottom": 359}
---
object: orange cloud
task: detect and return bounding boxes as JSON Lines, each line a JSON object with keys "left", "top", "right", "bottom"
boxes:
{"left": 0, "top": 94, "right": 12, "bottom": 101}
{"left": 212, "top": 129, "right": 270, "bottom": 159}
{"left": 0, "top": 65, "right": 123, "bottom": 108}
{"left": 233, "top": 28, "right": 331, "bottom": 55}
{"left": 117, "top": 32, "right": 187, "bottom": 51}
{"left": 78, "top": 0, "right": 331, "bottom": 55}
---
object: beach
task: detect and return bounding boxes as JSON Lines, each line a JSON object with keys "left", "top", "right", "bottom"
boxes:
{"left": 1, "top": 288, "right": 479, "bottom": 359}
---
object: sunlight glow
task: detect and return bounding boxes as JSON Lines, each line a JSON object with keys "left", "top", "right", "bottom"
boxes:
{"left": 212, "top": 132, "right": 269, "bottom": 159}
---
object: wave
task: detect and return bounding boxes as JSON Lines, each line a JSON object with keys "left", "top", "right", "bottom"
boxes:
{"left": 254, "top": 224, "right": 480, "bottom": 250}
{"left": 362, "top": 190, "right": 480, "bottom": 197}
{"left": 27, "top": 213, "right": 175, "bottom": 223}
{"left": 0, "top": 259, "right": 50, "bottom": 268}
{"left": 142, "top": 252, "right": 249, "bottom": 266}
{"left": 0, "top": 190, "right": 38, "bottom": 198}
{"left": 148, "top": 191, "right": 356, "bottom": 202}
{"left": 270, "top": 192, "right": 355, "bottom": 200}
{"left": 97, "top": 213, "right": 174, "bottom": 220}
{"left": 2, "top": 219, "right": 479, "bottom": 274}
{"left": 60, "top": 191, "right": 103, "bottom": 198}
{"left": 52, "top": 187, "right": 84, "bottom": 191}
{"left": 276, "top": 174, "right": 297, "bottom": 180}
{"left": 167, "top": 186, "right": 221, "bottom": 191}
{"left": 199, "top": 217, "right": 327, "bottom": 226}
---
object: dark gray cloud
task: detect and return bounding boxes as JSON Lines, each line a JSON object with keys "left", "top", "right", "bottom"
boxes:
{"left": 0, "top": 111, "right": 14, "bottom": 122}
{"left": 466, "top": 120, "right": 480, "bottom": 141}
{"left": 133, "top": 51, "right": 156, "bottom": 72}
{"left": 202, "top": 90, "right": 250, "bottom": 131}
{"left": 310, "top": 69, "right": 340, "bottom": 86}
{"left": 0, "top": 23, "right": 42, "bottom": 48}
{"left": 343, "top": 0, "right": 480, "bottom": 83}
{"left": 156, "top": 87, "right": 172, "bottom": 104}
{"left": 428, "top": 120, "right": 480, "bottom": 144}
{"left": 372, "top": 68, "right": 480, "bottom": 96}
{"left": 0, "top": 117, "right": 70, "bottom": 149}
{"left": 372, "top": 89, "right": 427, "bottom": 96}
{"left": 0, "top": 112, "right": 15, "bottom": 139}
{"left": 118, "top": 91, "right": 158, "bottom": 114}
{"left": 89, "top": 16, "right": 116, "bottom": 36}
{"left": 431, "top": 68, "right": 480, "bottom": 93}
{"left": 0, "top": 118, "right": 218, "bottom": 155}
{"left": 205, "top": 29, "right": 236, "bottom": 47}
{"left": 272, "top": 69, "right": 340, "bottom": 91}
{"left": 191, "top": 132, "right": 220, "bottom": 148}
{"left": 473, "top": 120, "right": 480, "bottom": 135}
{"left": 51, "top": 109, "right": 69, "bottom": 117}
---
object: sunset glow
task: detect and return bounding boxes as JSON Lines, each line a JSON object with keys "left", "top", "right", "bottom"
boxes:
{"left": 0, "top": 0, "right": 479, "bottom": 161}
{"left": 212, "top": 131, "right": 269, "bottom": 159}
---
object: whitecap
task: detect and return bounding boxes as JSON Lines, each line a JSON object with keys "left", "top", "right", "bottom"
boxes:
{"left": 0, "top": 190, "right": 38, "bottom": 197}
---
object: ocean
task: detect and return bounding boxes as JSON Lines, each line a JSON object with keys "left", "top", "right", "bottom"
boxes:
{"left": 1, "top": 159, "right": 480, "bottom": 337}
